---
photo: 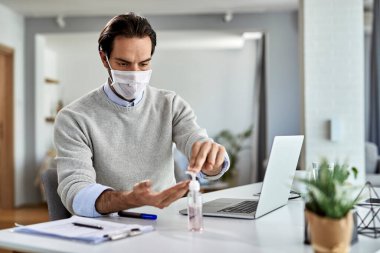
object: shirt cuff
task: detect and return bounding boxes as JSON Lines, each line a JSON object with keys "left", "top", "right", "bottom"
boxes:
{"left": 199, "top": 152, "right": 230, "bottom": 180}
{"left": 72, "top": 184, "right": 113, "bottom": 217}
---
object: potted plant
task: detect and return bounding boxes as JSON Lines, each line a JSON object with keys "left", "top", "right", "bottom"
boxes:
{"left": 213, "top": 126, "right": 252, "bottom": 186}
{"left": 297, "top": 160, "right": 359, "bottom": 253}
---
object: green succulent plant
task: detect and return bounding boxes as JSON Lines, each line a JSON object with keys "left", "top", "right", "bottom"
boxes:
{"left": 214, "top": 125, "right": 252, "bottom": 182}
{"left": 297, "top": 159, "right": 359, "bottom": 219}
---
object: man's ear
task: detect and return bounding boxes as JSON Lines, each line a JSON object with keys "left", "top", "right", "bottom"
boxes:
{"left": 99, "top": 51, "right": 109, "bottom": 69}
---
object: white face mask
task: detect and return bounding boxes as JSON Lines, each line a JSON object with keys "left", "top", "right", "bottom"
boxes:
{"left": 106, "top": 57, "right": 152, "bottom": 100}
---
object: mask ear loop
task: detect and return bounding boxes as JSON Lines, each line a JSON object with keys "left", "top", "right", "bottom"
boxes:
{"left": 105, "top": 55, "right": 114, "bottom": 83}
{"left": 105, "top": 55, "right": 112, "bottom": 69}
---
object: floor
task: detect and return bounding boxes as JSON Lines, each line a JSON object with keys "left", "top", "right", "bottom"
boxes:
{"left": 0, "top": 204, "right": 49, "bottom": 253}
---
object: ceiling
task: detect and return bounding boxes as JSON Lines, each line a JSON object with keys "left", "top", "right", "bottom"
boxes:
{"left": 0, "top": 0, "right": 298, "bottom": 18}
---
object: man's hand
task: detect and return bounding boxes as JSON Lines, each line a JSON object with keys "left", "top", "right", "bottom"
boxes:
{"left": 129, "top": 180, "right": 189, "bottom": 208}
{"left": 95, "top": 180, "right": 190, "bottom": 214}
{"left": 189, "top": 141, "right": 226, "bottom": 176}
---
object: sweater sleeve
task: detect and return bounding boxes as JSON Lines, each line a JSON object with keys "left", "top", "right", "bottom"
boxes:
{"left": 172, "top": 94, "right": 210, "bottom": 160}
{"left": 54, "top": 109, "right": 97, "bottom": 214}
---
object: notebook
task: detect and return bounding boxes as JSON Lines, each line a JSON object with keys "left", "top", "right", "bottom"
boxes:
{"left": 14, "top": 215, "right": 154, "bottom": 244}
{"left": 179, "top": 135, "right": 304, "bottom": 219}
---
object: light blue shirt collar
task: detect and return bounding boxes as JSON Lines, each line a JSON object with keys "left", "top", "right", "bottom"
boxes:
{"left": 103, "top": 81, "right": 144, "bottom": 107}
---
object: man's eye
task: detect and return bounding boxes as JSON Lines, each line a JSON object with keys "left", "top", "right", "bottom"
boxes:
{"left": 118, "top": 62, "right": 127, "bottom": 66}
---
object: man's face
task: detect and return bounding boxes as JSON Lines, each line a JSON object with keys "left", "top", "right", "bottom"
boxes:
{"left": 100, "top": 35, "right": 152, "bottom": 72}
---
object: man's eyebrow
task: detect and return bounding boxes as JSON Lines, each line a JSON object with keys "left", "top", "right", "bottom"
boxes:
{"left": 114, "top": 57, "right": 131, "bottom": 63}
{"left": 113, "top": 57, "right": 151, "bottom": 63}
{"left": 140, "top": 58, "right": 152, "bottom": 63}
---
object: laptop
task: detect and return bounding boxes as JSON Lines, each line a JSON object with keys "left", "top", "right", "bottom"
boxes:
{"left": 179, "top": 135, "right": 304, "bottom": 219}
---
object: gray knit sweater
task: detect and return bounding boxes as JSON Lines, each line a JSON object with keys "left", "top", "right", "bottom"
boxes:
{"left": 54, "top": 85, "right": 209, "bottom": 213}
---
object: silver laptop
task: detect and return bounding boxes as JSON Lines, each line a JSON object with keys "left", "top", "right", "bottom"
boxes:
{"left": 179, "top": 135, "right": 304, "bottom": 219}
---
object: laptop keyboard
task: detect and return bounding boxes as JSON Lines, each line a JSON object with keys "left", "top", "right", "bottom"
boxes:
{"left": 217, "top": 201, "right": 258, "bottom": 214}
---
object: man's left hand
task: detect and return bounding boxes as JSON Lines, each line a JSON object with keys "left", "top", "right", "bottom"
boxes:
{"left": 189, "top": 141, "right": 226, "bottom": 176}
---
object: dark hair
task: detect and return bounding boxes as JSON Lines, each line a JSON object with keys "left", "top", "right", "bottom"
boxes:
{"left": 98, "top": 12, "right": 157, "bottom": 57}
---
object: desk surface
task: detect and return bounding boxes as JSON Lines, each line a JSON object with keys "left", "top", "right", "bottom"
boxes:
{"left": 0, "top": 183, "right": 379, "bottom": 253}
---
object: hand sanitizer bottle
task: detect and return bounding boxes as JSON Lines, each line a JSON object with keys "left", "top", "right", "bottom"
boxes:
{"left": 186, "top": 171, "right": 203, "bottom": 232}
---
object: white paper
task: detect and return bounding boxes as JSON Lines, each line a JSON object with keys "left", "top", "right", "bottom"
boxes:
{"left": 14, "top": 215, "right": 154, "bottom": 244}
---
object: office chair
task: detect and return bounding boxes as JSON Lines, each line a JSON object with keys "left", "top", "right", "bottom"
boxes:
{"left": 365, "top": 142, "right": 380, "bottom": 187}
{"left": 41, "top": 167, "right": 71, "bottom": 220}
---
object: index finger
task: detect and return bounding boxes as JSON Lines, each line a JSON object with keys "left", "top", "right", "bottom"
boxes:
{"left": 153, "top": 181, "right": 190, "bottom": 208}
{"left": 192, "top": 142, "right": 212, "bottom": 172}
{"left": 189, "top": 141, "right": 202, "bottom": 169}
{"left": 133, "top": 180, "right": 152, "bottom": 194}
{"left": 160, "top": 184, "right": 190, "bottom": 207}
{"left": 159, "top": 180, "right": 189, "bottom": 195}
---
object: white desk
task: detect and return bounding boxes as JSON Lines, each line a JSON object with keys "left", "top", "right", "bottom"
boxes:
{"left": 0, "top": 183, "right": 379, "bottom": 253}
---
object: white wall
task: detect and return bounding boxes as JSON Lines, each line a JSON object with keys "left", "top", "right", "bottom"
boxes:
{"left": 153, "top": 41, "right": 255, "bottom": 138}
{"left": 0, "top": 3, "right": 25, "bottom": 206}
{"left": 44, "top": 31, "right": 256, "bottom": 185}
{"left": 43, "top": 48, "right": 60, "bottom": 120}
{"left": 35, "top": 37, "right": 60, "bottom": 167}
{"left": 300, "top": 0, "right": 365, "bottom": 183}
{"left": 45, "top": 33, "right": 106, "bottom": 105}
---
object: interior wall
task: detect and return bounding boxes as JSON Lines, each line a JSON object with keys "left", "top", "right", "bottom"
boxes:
{"left": 35, "top": 37, "right": 60, "bottom": 167}
{"left": 300, "top": 0, "right": 365, "bottom": 182}
{"left": 45, "top": 33, "right": 106, "bottom": 105}
{"left": 153, "top": 41, "right": 255, "bottom": 138}
{"left": 0, "top": 3, "right": 25, "bottom": 206}
{"left": 23, "top": 12, "right": 299, "bottom": 204}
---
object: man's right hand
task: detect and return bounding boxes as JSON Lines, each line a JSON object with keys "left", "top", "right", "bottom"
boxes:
{"left": 95, "top": 180, "right": 190, "bottom": 215}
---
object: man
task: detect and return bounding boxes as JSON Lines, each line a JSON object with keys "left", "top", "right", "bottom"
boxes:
{"left": 54, "top": 12, "right": 229, "bottom": 217}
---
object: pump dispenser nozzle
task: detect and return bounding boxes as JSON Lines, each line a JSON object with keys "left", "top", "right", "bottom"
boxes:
{"left": 186, "top": 171, "right": 200, "bottom": 192}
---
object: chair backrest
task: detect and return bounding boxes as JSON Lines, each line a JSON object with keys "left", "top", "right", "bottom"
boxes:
{"left": 41, "top": 167, "right": 71, "bottom": 220}
{"left": 365, "top": 142, "right": 379, "bottom": 174}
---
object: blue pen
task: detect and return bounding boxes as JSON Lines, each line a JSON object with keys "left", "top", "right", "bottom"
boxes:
{"left": 118, "top": 211, "right": 157, "bottom": 220}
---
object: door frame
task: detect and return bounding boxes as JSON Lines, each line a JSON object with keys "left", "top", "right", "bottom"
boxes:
{"left": 0, "top": 43, "right": 14, "bottom": 209}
